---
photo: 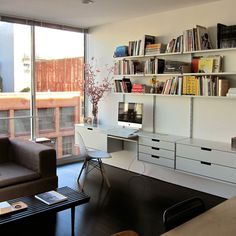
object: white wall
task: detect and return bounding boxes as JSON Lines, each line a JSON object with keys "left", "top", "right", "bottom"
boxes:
{"left": 88, "top": 0, "right": 236, "bottom": 198}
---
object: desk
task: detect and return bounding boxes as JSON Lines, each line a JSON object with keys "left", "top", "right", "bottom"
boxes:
{"left": 161, "top": 196, "right": 236, "bottom": 236}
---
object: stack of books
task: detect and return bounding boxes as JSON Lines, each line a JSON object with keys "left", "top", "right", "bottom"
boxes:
{"left": 131, "top": 84, "right": 148, "bottom": 93}
{"left": 145, "top": 43, "right": 166, "bottom": 55}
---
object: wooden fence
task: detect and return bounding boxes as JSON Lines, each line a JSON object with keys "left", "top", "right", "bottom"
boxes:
{"left": 36, "top": 57, "right": 84, "bottom": 92}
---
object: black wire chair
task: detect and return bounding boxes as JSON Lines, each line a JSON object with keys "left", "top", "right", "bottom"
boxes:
{"left": 163, "top": 197, "right": 206, "bottom": 231}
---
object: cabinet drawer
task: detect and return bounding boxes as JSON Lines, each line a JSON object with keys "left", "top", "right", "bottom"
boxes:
{"left": 75, "top": 126, "right": 107, "bottom": 151}
{"left": 139, "top": 145, "right": 174, "bottom": 159}
{"left": 139, "top": 137, "right": 175, "bottom": 151}
{"left": 139, "top": 152, "right": 174, "bottom": 168}
{"left": 176, "top": 156, "right": 236, "bottom": 184}
{"left": 176, "top": 144, "right": 236, "bottom": 168}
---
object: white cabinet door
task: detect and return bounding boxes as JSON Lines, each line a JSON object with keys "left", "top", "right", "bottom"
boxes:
{"left": 176, "top": 156, "right": 236, "bottom": 184}
{"left": 177, "top": 144, "right": 236, "bottom": 168}
{"left": 139, "top": 152, "right": 174, "bottom": 168}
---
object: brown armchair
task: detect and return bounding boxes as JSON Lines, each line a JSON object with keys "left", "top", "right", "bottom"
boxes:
{"left": 0, "top": 137, "right": 58, "bottom": 201}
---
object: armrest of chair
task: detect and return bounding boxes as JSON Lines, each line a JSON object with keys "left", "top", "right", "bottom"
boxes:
{"left": 9, "top": 139, "right": 57, "bottom": 177}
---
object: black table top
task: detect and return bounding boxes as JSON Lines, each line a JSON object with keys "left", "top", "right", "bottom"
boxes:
{"left": 0, "top": 186, "right": 90, "bottom": 225}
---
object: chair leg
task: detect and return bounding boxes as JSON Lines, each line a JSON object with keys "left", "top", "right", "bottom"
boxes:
{"left": 98, "top": 158, "right": 111, "bottom": 188}
{"left": 77, "top": 159, "right": 87, "bottom": 183}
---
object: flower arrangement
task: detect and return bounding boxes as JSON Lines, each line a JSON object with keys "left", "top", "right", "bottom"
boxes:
{"left": 79, "top": 57, "right": 113, "bottom": 125}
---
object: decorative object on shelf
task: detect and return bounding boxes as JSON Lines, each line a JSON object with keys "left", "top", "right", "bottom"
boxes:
{"left": 150, "top": 76, "right": 157, "bottom": 93}
{"left": 83, "top": 116, "right": 92, "bottom": 125}
{"left": 79, "top": 57, "right": 113, "bottom": 126}
{"left": 232, "top": 137, "right": 236, "bottom": 148}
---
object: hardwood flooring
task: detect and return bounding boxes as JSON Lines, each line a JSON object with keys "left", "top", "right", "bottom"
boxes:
{"left": 1, "top": 162, "right": 225, "bottom": 236}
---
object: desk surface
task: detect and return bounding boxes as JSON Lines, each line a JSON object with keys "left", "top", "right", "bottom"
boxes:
{"left": 161, "top": 196, "right": 236, "bottom": 236}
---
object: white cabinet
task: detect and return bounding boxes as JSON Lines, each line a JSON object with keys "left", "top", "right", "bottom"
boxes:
{"left": 138, "top": 132, "right": 185, "bottom": 169}
{"left": 176, "top": 138, "right": 236, "bottom": 184}
{"left": 75, "top": 124, "right": 108, "bottom": 152}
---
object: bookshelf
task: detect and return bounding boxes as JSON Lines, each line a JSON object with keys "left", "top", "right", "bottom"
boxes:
{"left": 113, "top": 47, "right": 236, "bottom": 97}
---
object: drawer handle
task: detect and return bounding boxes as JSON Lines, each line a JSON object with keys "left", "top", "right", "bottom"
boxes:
{"left": 152, "top": 147, "right": 160, "bottom": 150}
{"left": 201, "top": 147, "right": 212, "bottom": 151}
{"left": 152, "top": 139, "right": 160, "bottom": 142}
{"left": 200, "top": 161, "right": 211, "bottom": 166}
{"left": 87, "top": 128, "right": 93, "bottom": 131}
{"left": 151, "top": 155, "right": 160, "bottom": 159}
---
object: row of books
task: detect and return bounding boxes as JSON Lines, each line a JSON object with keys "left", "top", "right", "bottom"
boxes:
{"left": 127, "top": 24, "right": 212, "bottom": 57}
{"left": 113, "top": 78, "right": 132, "bottom": 93}
{"left": 114, "top": 60, "right": 144, "bottom": 75}
{"left": 118, "top": 23, "right": 236, "bottom": 58}
{"left": 183, "top": 25, "right": 212, "bottom": 52}
{"left": 113, "top": 76, "right": 229, "bottom": 97}
{"left": 128, "top": 35, "right": 157, "bottom": 56}
{"left": 114, "top": 55, "right": 222, "bottom": 75}
{"left": 162, "top": 76, "right": 229, "bottom": 96}
{"left": 166, "top": 35, "right": 183, "bottom": 53}
{"left": 192, "top": 55, "right": 223, "bottom": 73}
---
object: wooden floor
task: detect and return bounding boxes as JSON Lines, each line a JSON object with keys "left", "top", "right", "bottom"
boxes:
{"left": 1, "top": 162, "right": 225, "bottom": 236}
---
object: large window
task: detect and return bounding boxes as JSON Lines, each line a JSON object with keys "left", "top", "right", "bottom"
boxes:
{"left": 14, "top": 109, "right": 31, "bottom": 136}
{"left": 0, "top": 111, "right": 9, "bottom": 136}
{"left": 38, "top": 108, "right": 55, "bottom": 131}
{"left": 0, "top": 21, "right": 85, "bottom": 162}
{"left": 60, "top": 107, "right": 75, "bottom": 129}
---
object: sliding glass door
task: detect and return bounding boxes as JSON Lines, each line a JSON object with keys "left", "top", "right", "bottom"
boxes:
{"left": 0, "top": 21, "right": 85, "bottom": 163}
{"left": 0, "top": 22, "right": 31, "bottom": 140}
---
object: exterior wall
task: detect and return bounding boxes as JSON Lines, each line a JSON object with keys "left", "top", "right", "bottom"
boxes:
{"left": 0, "top": 92, "right": 81, "bottom": 159}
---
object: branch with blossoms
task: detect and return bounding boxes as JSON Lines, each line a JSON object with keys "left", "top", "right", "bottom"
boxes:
{"left": 78, "top": 57, "right": 114, "bottom": 109}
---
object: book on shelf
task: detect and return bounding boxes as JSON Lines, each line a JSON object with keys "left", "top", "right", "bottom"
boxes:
{"left": 198, "top": 57, "right": 214, "bottom": 73}
{"left": 122, "top": 78, "right": 132, "bottom": 93}
{"left": 35, "top": 190, "right": 68, "bottom": 205}
{"left": 217, "top": 23, "right": 236, "bottom": 49}
{"left": 166, "top": 38, "right": 176, "bottom": 53}
{"left": 0, "top": 201, "right": 28, "bottom": 216}
{"left": 196, "top": 25, "right": 212, "bottom": 50}
{"left": 211, "top": 55, "right": 223, "bottom": 73}
{"left": 217, "top": 79, "right": 229, "bottom": 96}
{"left": 192, "top": 57, "right": 201, "bottom": 73}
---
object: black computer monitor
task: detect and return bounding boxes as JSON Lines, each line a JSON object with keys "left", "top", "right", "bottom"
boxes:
{"left": 118, "top": 102, "right": 143, "bottom": 129}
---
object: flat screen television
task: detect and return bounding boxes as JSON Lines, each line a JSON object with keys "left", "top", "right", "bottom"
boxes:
{"left": 118, "top": 102, "right": 143, "bottom": 129}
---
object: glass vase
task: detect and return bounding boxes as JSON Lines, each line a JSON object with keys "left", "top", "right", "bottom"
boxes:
{"left": 92, "top": 102, "right": 98, "bottom": 126}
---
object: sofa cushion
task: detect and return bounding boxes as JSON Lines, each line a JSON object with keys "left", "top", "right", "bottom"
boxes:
{"left": 0, "top": 162, "right": 40, "bottom": 188}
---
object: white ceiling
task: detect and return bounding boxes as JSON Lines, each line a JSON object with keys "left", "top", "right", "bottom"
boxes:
{"left": 0, "top": 0, "right": 220, "bottom": 28}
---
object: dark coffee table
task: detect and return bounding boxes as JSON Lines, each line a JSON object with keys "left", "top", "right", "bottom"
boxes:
{"left": 0, "top": 186, "right": 90, "bottom": 236}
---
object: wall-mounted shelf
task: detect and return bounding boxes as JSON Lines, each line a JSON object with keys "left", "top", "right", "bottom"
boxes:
{"left": 114, "top": 47, "right": 236, "bottom": 61}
